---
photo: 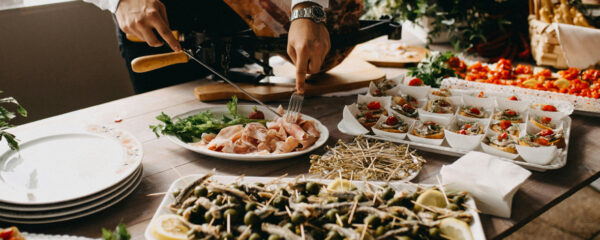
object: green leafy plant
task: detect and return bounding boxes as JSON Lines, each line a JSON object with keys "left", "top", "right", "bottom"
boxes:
{"left": 102, "top": 222, "right": 130, "bottom": 240}
{"left": 150, "top": 96, "right": 266, "bottom": 143}
{"left": 0, "top": 91, "right": 27, "bottom": 150}
{"left": 408, "top": 51, "right": 457, "bottom": 88}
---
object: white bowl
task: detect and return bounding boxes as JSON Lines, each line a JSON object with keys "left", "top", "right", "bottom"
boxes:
{"left": 516, "top": 144, "right": 557, "bottom": 165}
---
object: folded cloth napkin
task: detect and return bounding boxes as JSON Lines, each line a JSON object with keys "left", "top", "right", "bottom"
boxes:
{"left": 556, "top": 23, "right": 600, "bottom": 69}
{"left": 440, "top": 151, "right": 531, "bottom": 218}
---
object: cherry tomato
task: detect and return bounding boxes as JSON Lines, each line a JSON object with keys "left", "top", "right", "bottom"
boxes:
{"left": 499, "top": 120, "right": 512, "bottom": 130}
{"left": 541, "top": 105, "right": 557, "bottom": 112}
{"left": 457, "top": 130, "right": 467, "bottom": 135}
{"left": 498, "top": 132, "right": 508, "bottom": 141}
{"left": 249, "top": 110, "right": 265, "bottom": 120}
{"left": 408, "top": 78, "right": 424, "bottom": 86}
{"left": 385, "top": 116, "right": 398, "bottom": 125}
{"left": 535, "top": 137, "right": 550, "bottom": 146}
{"left": 463, "top": 124, "right": 472, "bottom": 129}
{"left": 506, "top": 110, "right": 517, "bottom": 116}
{"left": 367, "top": 101, "right": 381, "bottom": 110}
{"left": 469, "top": 108, "right": 481, "bottom": 115}
{"left": 540, "top": 129, "right": 554, "bottom": 136}
{"left": 509, "top": 96, "right": 518, "bottom": 101}
{"left": 541, "top": 117, "right": 552, "bottom": 124}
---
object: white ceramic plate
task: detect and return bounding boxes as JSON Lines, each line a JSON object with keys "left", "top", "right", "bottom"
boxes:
{"left": 0, "top": 166, "right": 142, "bottom": 224}
{"left": 0, "top": 166, "right": 142, "bottom": 219}
{"left": 145, "top": 175, "right": 486, "bottom": 240}
{"left": 164, "top": 105, "right": 329, "bottom": 161}
{"left": 0, "top": 125, "right": 142, "bottom": 205}
{"left": 21, "top": 233, "right": 95, "bottom": 240}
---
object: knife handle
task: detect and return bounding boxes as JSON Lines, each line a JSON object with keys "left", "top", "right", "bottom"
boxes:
{"left": 131, "top": 51, "right": 189, "bottom": 73}
{"left": 126, "top": 30, "right": 180, "bottom": 43}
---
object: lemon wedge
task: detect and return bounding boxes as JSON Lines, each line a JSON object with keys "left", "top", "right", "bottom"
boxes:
{"left": 327, "top": 179, "right": 355, "bottom": 191}
{"left": 554, "top": 78, "right": 570, "bottom": 89}
{"left": 414, "top": 189, "right": 447, "bottom": 211}
{"left": 151, "top": 214, "right": 190, "bottom": 240}
{"left": 439, "top": 217, "right": 474, "bottom": 240}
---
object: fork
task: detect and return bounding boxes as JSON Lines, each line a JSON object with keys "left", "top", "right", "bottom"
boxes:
{"left": 285, "top": 92, "right": 304, "bottom": 123}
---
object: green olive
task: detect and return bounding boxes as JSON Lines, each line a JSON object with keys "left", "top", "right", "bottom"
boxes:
{"left": 229, "top": 197, "right": 241, "bottom": 204}
{"left": 305, "top": 182, "right": 320, "bottom": 195}
{"left": 375, "top": 225, "right": 387, "bottom": 236}
{"left": 296, "top": 195, "right": 308, "bottom": 203}
{"left": 280, "top": 189, "right": 291, "bottom": 197}
{"left": 224, "top": 208, "right": 239, "bottom": 221}
{"left": 204, "top": 211, "right": 214, "bottom": 222}
{"left": 354, "top": 193, "right": 366, "bottom": 202}
{"left": 429, "top": 227, "right": 441, "bottom": 238}
{"left": 446, "top": 203, "right": 459, "bottom": 211}
{"left": 364, "top": 215, "right": 380, "bottom": 228}
{"left": 245, "top": 201, "right": 258, "bottom": 211}
{"left": 272, "top": 196, "right": 287, "bottom": 209}
{"left": 249, "top": 233, "right": 262, "bottom": 240}
{"left": 221, "top": 232, "right": 234, "bottom": 240}
{"left": 267, "top": 234, "right": 281, "bottom": 240}
{"left": 244, "top": 211, "right": 259, "bottom": 225}
{"left": 326, "top": 230, "right": 342, "bottom": 240}
{"left": 291, "top": 212, "right": 307, "bottom": 225}
{"left": 326, "top": 209, "right": 339, "bottom": 222}
{"left": 381, "top": 187, "right": 395, "bottom": 200}
{"left": 193, "top": 185, "right": 208, "bottom": 197}
{"left": 172, "top": 188, "right": 182, "bottom": 198}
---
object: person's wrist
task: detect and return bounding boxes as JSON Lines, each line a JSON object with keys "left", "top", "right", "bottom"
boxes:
{"left": 290, "top": 2, "right": 326, "bottom": 24}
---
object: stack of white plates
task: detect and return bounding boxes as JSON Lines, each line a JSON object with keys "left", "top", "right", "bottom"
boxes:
{"left": 0, "top": 125, "right": 143, "bottom": 224}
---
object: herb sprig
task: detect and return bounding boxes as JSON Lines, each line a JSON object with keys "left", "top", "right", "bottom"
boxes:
{"left": 102, "top": 223, "right": 130, "bottom": 240}
{"left": 408, "top": 51, "right": 457, "bottom": 88}
{"left": 0, "top": 91, "right": 27, "bottom": 150}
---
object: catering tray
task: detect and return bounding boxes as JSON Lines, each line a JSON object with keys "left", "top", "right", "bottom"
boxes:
{"left": 145, "top": 175, "right": 486, "bottom": 240}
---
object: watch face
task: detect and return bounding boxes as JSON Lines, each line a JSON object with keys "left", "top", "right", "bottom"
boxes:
{"left": 312, "top": 6, "right": 325, "bottom": 18}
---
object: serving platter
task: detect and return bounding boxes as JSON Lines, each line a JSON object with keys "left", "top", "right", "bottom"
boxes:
{"left": 144, "top": 175, "right": 486, "bottom": 240}
{"left": 165, "top": 105, "right": 329, "bottom": 161}
{"left": 0, "top": 125, "right": 142, "bottom": 205}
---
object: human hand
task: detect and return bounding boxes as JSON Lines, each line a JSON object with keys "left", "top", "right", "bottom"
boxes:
{"left": 287, "top": 4, "right": 330, "bottom": 94}
{"left": 115, "top": 0, "right": 181, "bottom": 51}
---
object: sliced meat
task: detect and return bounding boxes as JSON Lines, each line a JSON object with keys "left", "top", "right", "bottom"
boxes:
{"left": 207, "top": 125, "right": 244, "bottom": 152}
{"left": 276, "top": 136, "right": 300, "bottom": 153}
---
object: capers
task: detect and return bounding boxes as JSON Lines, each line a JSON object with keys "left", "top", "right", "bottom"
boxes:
{"left": 296, "top": 195, "right": 308, "bottom": 203}
{"left": 224, "top": 208, "right": 239, "bottom": 221}
{"left": 272, "top": 196, "right": 287, "bottom": 209}
{"left": 246, "top": 201, "right": 258, "bottom": 211}
{"left": 364, "top": 215, "right": 380, "bottom": 228}
{"left": 326, "top": 230, "right": 342, "bottom": 240}
{"left": 291, "top": 212, "right": 307, "bottom": 225}
{"left": 193, "top": 185, "right": 208, "bottom": 197}
{"left": 267, "top": 234, "right": 281, "bottom": 240}
{"left": 446, "top": 203, "right": 459, "bottom": 211}
{"left": 381, "top": 187, "right": 395, "bottom": 200}
{"left": 429, "top": 227, "right": 441, "bottom": 238}
{"left": 244, "top": 211, "right": 259, "bottom": 225}
{"left": 375, "top": 225, "right": 387, "bottom": 236}
{"left": 249, "top": 233, "right": 262, "bottom": 240}
{"left": 326, "top": 209, "right": 339, "bottom": 222}
{"left": 305, "top": 182, "right": 320, "bottom": 195}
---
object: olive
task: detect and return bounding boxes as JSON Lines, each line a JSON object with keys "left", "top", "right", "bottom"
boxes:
{"left": 283, "top": 223, "right": 294, "bottom": 231}
{"left": 204, "top": 211, "right": 214, "bottom": 222}
{"left": 249, "top": 233, "right": 262, "bottom": 240}
{"left": 326, "top": 230, "right": 342, "bottom": 240}
{"left": 229, "top": 196, "right": 241, "bottom": 204}
{"left": 387, "top": 197, "right": 403, "bottom": 206}
{"left": 213, "top": 197, "right": 224, "bottom": 206}
{"left": 272, "top": 196, "right": 288, "bottom": 209}
{"left": 224, "top": 208, "right": 239, "bottom": 221}
{"left": 381, "top": 187, "right": 395, "bottom": 200}
{"left": 267, "top": 234, "right": 281, "bottom": 240}
{"left": 429, "top": 227, "right": 441, "bottom": 238}
{"left": 375, "top": 225, "right": 387, "bottom": 236}
{"left": 326, "top": 209, "right": 339, "bottom": 222}
{"left": 176, "top": 208, "right": 184, "bottom": 216}
{"left": 221, "top": 232, "right": 234, "bottom": 240}
{"left": 364, "top": 215, "right": 380, "bottom": 228}
{"left": 354, "top": 193, "right": 366, "bottom": 202}
{"left": 397, "top": 236, "right": 412, "bottom": 240}
{"left": 246, "top": 201, "right": 258, "bottom": 211}
{"left": 305, "top": 182, "right": 320, "bottom": 195}
{"left": 294, "top": 182, "right": 307, "bottom": 192}
{"left": 291, "top": 212, "right": 307, "bottom": 225}
{"left": 296, "top": 195, "right": 308, "bottom": 203}
{"left": 280, "top": 189, "right": 291, "bottom": 197}
{"left": 244, "top": 211, "right": 259, "bottom": 225}
{"left": 172, "top": 188, "right": 182, "bottom": 198}
{"left": 452, "top": 195, "right": 465, "bottom": 205}
{"left": 193, "top": 185, "right": 208, "bottom": 197}
{"left": 446, "top": 203, "right": 459, "bottom": 211}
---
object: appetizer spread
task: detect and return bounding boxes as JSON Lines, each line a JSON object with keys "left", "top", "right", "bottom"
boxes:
{"left": 530, "top": 116, "right": 555, "bottom": 130}
{"left": 375, "top": 116, "right": 409, "bottom": 133}
{"left": 456, "top": 122, "right": 484, "bottom": 136}
{"left": 391, "top": 101, "right": 419, "bottom": 119}
{"left": 412, "top": 121, "right": 445, "bottom": 139}
{"left": 492, "top": 109, "right": 523, "bottom": 123}
{"left": 490, "top": 120, "right": 520, "bottom": 137}
{"left": 356, "top": 101, "right": 387, "bottom": 128}
{"left": 519, "top": 129, "right": 565, "bottom": 149}
{"left": 372, "top": 79, "right": 397, "bottom": 96}
{"left": 459, "top": 106, "right": 488, "bottom": 118}
{"left": 531, "top": 104, "right": 558, "bottom": 112}
{"left": 485, "top": 133, "right": 518, "bottom": 154}
{"left": 425, "top": 99, "right": 455, "bottom": 114}
{"left": 160, "top": 173, "right": 474, "bottom": 240}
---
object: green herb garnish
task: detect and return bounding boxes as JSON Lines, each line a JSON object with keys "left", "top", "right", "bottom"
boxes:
{"left": 1, "top": 90, "right": 27, "bottom": 150}
{"left": 102, "top": 222, "right": 130, "bottom": 240}
{"left": 150, "top": 96, "right": 267, "bottom": 143}
{"left": 408, "top": 51, "right": 457, "bottom": 88}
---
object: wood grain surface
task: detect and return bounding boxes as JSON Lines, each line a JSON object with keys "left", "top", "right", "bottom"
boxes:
{"left": 3, "top": 68, "right": 599, "bottom": 240}
{"left": 351, "top": 36, "right": 429, "bottom": 67}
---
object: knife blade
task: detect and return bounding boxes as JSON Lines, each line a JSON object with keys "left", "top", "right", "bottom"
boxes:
{"left": 183, "top": 50, "right": 283, "bottom": 118}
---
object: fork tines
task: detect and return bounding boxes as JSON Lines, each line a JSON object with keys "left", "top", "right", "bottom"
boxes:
{"left": 285, "top": 93, "right": 304, "bottom": 123}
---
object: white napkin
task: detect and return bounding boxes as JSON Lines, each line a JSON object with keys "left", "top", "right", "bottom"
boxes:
{"left": 440, "top": 151, "right": 531, "bottom": 218}
{"left": 556, "top": 23, "right": 600, "bottom": 69}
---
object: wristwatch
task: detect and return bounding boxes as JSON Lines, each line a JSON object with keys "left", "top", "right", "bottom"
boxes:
{"left": 290, "top": 5, "right": 326, "bottom": 23}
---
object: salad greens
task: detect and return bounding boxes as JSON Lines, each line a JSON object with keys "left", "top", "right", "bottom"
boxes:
{"left": 408, "top": 51, "right": 458, "bottom": 88}
{"left": 0, "top": 90, "right": 27, "bottom": 150}
{"left": 150, "top": 96, "right": 267, "bottom": 143}
{"left": 101, "top": 222, "right": 130, "bottom": 240}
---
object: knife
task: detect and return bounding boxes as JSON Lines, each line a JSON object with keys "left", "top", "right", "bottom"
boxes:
{"left": 182, "top": 51, "right": 283, "bottom": 118}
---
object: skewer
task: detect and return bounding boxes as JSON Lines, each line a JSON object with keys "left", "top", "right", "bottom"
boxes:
{"left": 335, "top": 213, "right": 344, "bottom": 227}
{"left": 347, "top": 198, "right": 359, "bottom": 224}
{"left": 359, "top": 223, "right": 367, "bottom": 240}
{"left": 227, "top": 214, "right": 231, "bottom": 234}
{"left": 300, "top": 224, "right": 306, "bottom": 240}
{"left": 436, "top": 175, "right": 451, "bottom": 206}
{"left": 146, "top": 192, "right": 166, "bottom": 197}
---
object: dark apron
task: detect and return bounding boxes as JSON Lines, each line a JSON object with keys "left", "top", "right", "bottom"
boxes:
{"left": 115, "top": 0, "right": 248, "bottom": 93}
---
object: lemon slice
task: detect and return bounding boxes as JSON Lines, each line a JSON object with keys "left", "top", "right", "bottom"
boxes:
{"left": 414, "top": 189, "right": 447, "bottom": 211}
{"left": 151, "top": 214, "right": 190, "bottom": 240}
{"left": 327, "top": 179, "right": 355, "bottom": 191}
{"left": 554, "top": 78, "right": 570, "bottom": 89}
{"left": 439, "top": 217, "right": 473, "bottom": 240}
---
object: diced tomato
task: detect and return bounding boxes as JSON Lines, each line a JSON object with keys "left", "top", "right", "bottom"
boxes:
{"left": 408, "top": 78, "right": 424, "bottom": 86}
{"left": 469, "top": 108, "right": 481, "bottom": 115}
{"left": 535, "top": 137, "right": 550, "bottom": 146}
{"left": 582, "top": 69, "right": 600, "bottom": 82}
{"left": 541, "top": 105, "right": 557, "bottom": 112}
{"left": 0, "top": 228, "right": 14, "bottom": 240}
{"left": 506, "top": 110, "right": 517, "bottom": 116}
{"left": 559, "top": 67, "right": 580, "bottom": 80}
{"left": 367, "top": 101, "right": 381, "bottom": 110}
{"left": 509, "top": 96, "right": 518, "bottom": 101}
{"left": 540, "top": 129, "right": 554, "bottom": 136}
{"left": 514, "top": 64, "right": 532, "bottom": 75}
{"left": 498, "top": 132, "right": 508, "bottom": 141}
{"left": 464, "top": 124, "right": 472, "bottom": 129}
{"left": 457, "top": 130, "right": 467, "bottom": 135}
{"left": 499, "top": 120, "right": 512, "bottom": 130}
{"left": 541, "top": 117, "right": 552, "bottom": 124}
{"left": 385, "top": 116, "right": 398, "bottom": 125}
{"left": 477, "top": 91, "right": 485, "bottom": 98}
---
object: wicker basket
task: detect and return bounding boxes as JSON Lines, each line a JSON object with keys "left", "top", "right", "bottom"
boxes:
{"left": 528, "top": 0, "right": 569, "bottom": 69}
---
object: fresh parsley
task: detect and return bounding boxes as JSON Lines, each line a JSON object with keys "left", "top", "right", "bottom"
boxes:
{"left": 150, "top": 96, "right": 266, "bottom": 143}
{"left": 408, "top": 51, "right": 457, "bottom": 88}
{"left": 0, "top": 91, "right": 27, "bottom": 150}
{"left": 102, "top": 223, "right": 130, "bottom": 240}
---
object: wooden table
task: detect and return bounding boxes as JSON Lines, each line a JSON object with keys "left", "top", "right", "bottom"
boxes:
{"left": 5, "top": 68, "right": 600, "bottom": 240}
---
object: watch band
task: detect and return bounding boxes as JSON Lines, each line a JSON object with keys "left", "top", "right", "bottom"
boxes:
{"left": 290, "top": 5, "right": 326, "bottom": 23}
